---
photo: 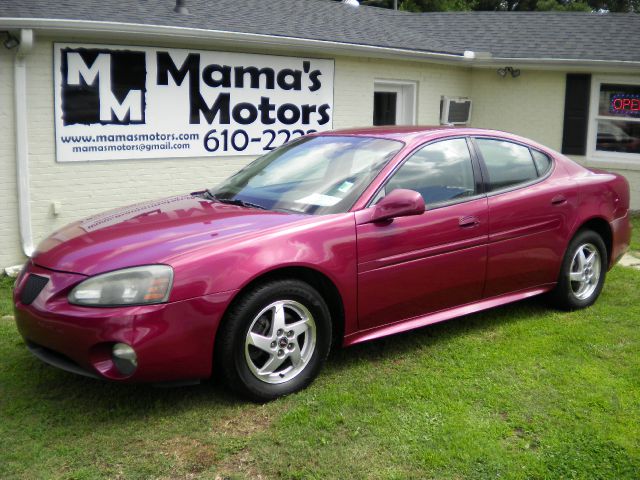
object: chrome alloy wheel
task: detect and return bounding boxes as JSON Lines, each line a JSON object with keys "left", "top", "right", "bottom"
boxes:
{"left": 569, "top": 243, "right": 601, "bottom": 301}
{"left": 244, "top": 300, "right": 317, "bottom": 384}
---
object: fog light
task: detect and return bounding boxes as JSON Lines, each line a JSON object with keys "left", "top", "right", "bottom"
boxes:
{"left": 112, "top": 343, "right": 137, "bottom": 376}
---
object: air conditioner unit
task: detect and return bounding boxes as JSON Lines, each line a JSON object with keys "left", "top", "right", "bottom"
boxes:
{"left": 440, "top": 96, "right": 472, "bottom": 125}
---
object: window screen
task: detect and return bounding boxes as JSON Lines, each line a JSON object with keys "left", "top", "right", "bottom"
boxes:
{"left": 385, "top": 139, "right": 475, "bottom": 205}
{"left": 476, "top": 139, "right": 538, "bottom": 192}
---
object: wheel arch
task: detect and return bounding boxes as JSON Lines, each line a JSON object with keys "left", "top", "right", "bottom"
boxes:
{"left": 572, "top": 216, "right": 613, "bottom": 267}
{"left": 219, "top": 266, "right": 346, "bottom": 351}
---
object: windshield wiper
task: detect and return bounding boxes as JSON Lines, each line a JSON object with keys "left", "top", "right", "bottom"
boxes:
{"left": 217, "top": 198, "right": 268, "bottom": 210}
{"left": 204, "top": 190, "right": 267, "bottom": 210}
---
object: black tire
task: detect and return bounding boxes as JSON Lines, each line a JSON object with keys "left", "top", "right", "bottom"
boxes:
{"left": 551, "top": 229, "right": 607, "bottom": 311}
{"left": 215, "top": 279, "right": 332, "bottom": 402}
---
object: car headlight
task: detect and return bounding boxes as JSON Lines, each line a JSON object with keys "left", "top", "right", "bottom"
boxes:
{"left": 68, "top": 265, "right": 173, "bottom": 307}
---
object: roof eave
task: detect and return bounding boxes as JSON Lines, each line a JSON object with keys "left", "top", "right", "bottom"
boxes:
{"left": 473, "top": 56, "right": 640, "bottom": 71}
{"left": 1, "top": 18, "right": 639, "bottom": 70}
{"left": 0, "top": 18, "right": 469, "bottom": 64}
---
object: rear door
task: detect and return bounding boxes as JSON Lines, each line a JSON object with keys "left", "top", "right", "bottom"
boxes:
{"left": 472, "top": 137, "right": 577, "bottom": 298}
{"left": 356, "top": 138, "right": 488, "bottom": 330}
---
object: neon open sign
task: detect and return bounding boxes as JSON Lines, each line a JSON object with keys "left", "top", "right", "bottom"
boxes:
{"left": 610, "top": 94, "right": 640, "bottom": 118}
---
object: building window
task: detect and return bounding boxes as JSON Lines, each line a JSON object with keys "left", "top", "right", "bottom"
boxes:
{"left": 595, "top": 84, "right": 640, "bottom": 155}
{"left": 588, "top": 77, "right": 640, "bottom": 163}
{"left": 373, "top": 81, "right": 416, "bottom": 126}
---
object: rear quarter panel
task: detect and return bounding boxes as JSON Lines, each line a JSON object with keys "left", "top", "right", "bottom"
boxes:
{"left": 567, "top": 164, "right": 631, "bottom": 267}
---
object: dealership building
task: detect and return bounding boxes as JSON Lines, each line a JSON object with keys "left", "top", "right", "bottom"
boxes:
{"left": 1, "top": 0, "right": 639, "bottom": 269}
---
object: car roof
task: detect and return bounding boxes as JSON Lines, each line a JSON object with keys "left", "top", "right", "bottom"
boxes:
{"left": 318, "top": 126, "right": 524, "bottom": 143}
{"left": 317, "top": 126, "right": 561, "bottom": 160}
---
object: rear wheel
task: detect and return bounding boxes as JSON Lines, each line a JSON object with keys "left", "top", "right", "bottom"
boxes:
{"left": 216, "top": 279, "right": 331, "bottom": 402}
{"left": 552, "top": 229, "right": 607, "bottom": 310}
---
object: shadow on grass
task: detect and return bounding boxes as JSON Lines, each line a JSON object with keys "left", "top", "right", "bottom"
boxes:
{"left": 3, "top": 359, "right": 237, "bottom": 418}
{"left": 326, "top": 294, "right": 552, "bottom": 373}
{"left": 3, "top": 293, "right": 552, "bottom": 427}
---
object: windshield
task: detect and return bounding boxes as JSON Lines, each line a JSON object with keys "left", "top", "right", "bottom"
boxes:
{"left": 209, "top": 136, "right": 403, "bottom": 214}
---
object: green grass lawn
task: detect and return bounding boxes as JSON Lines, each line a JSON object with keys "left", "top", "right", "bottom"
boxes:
{"left": 1, "top": 218, "right": 639, "bottom": 479}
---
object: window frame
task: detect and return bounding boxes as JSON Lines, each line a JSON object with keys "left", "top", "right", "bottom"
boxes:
{"left": 366, "top": 136, "right": 485, "bottom": 211}
{"left": 586, "top": 74, "right": 640, "bottom": 167}
{"left": 470, "top": 136, "right": 555, "bottom": 197}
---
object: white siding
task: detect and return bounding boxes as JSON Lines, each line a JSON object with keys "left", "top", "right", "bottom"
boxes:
{"left": 0, "top": 38, "right": 472, "bottom": 267}
{"left": 0, "top": 50, "right": 22, "bottom": 267}
{"left": 333, "top": 56, "right": 471, "bottom": 128}
{"left": 0, "top": 36, "right": 638, "bottom": 268}
{"left": 470, "top": 68, "right": 640, "bottom": 210}
{"left": 570, "top": 155, "right": 640, "bottom": 211}
{"left": 470, "top": 69, "right": 566, "bottom": 150}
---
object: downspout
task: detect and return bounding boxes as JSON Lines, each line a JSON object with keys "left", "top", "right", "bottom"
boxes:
{"left": 13, "top": 29, "right": 34, "bottom": 257}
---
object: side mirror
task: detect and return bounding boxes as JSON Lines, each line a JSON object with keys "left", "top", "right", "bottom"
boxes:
{"left": 370, "top": 189, "right": 425, "bottom": 223}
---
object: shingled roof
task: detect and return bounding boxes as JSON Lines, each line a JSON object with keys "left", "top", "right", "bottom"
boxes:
{"left": 1, "top": 0, "right": 639, "bottom": 63}
{"left": 407, "top": 11, "right": 640, "bottom": 62}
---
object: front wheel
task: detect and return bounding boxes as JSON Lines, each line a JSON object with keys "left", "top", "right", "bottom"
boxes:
{"left": 215, "top": 279, "right": 332, "bottom": 402}
{"left": 551, "top": 229, "right": 607, "bottom": 310}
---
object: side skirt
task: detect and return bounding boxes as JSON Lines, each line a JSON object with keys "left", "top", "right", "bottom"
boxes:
{"left": 343, "top": 284, "right": 555, "bottom": 347}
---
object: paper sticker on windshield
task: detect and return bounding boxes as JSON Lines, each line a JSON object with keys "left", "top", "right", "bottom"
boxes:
{"left": 337, "top": 181, "right": 354, "bottom": 193}
{"left": 296, "top": 193, "right": 341, "bottom": 206}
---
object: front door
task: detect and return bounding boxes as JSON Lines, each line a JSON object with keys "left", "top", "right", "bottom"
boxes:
{"left": 356, "top": 138, "right": 488, "bottom": 331}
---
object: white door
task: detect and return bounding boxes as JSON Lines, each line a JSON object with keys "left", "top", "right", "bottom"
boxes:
{"left": 373, "top": 81, "right": 417, "bottom": 126}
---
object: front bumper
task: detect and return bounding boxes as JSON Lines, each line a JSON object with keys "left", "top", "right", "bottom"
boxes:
{"left": 14, "top": 262, "right": 237, "bottom": 383}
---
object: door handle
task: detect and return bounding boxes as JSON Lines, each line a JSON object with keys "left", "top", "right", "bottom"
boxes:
{"left": 551, "top": 195, "right": 567, "bottom": 206}
{"left": 459, "top": 215, "right": 480, "bottom": 228}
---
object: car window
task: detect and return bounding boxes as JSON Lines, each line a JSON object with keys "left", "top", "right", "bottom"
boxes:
{"left": 476, "top": 139, "right": 538, "bottom": 191}
{"left": 246, "top": 141, "right": 389, "bottom": 188}
{"left": 531, "top": 149, "right": 552, "bottom": 176}
{"left": 383, "top": 138, "right": 476, "bottom": 206}
{"left": 247, "top": 152, "right": 330, "bottom": 186}
{"left": 210, "top": 136, "right": 403, "bottom": 214}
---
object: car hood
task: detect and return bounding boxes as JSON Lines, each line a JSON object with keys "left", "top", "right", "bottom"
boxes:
{"left": 32, "top": 194, "right": 310, "bottom": 276}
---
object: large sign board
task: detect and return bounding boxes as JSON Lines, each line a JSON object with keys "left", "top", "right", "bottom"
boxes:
{"left": 54, "top": 43, "right": 334, "bottom": 162}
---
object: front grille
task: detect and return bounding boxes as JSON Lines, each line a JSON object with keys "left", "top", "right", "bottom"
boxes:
{"left": 20, "top": 274, "right": 49, "bottom": 305}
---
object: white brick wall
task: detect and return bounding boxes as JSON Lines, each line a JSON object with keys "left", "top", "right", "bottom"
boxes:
{"left": 333, "top": 56, "right": 471, "bottom": 127}
{"left": 570, "top": 155, "right": 640, "bottom": 210}
{"left": 0, "top": 35, "right": 638, "bottom": 268}
{"left": 470, "top": 69, "right": 566, "bottom": 150}
{"left": 0, "top": 38, "right": 473, "bottom": 268}
{"left": 25, "top": 38, "right": 255, "bottom": 257}
{"left": 470, "top": 69, "right": 640, "bottom": 209}
{"left": 0, "top": 50, "right": 22, "bottom": 268}
{"left": 617, "top": 170, "right": 640, "bottom": 209}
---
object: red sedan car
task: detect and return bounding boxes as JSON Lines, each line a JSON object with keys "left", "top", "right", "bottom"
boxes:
{"left": 14, "top": 127, "right": 631, "bottom": 401}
